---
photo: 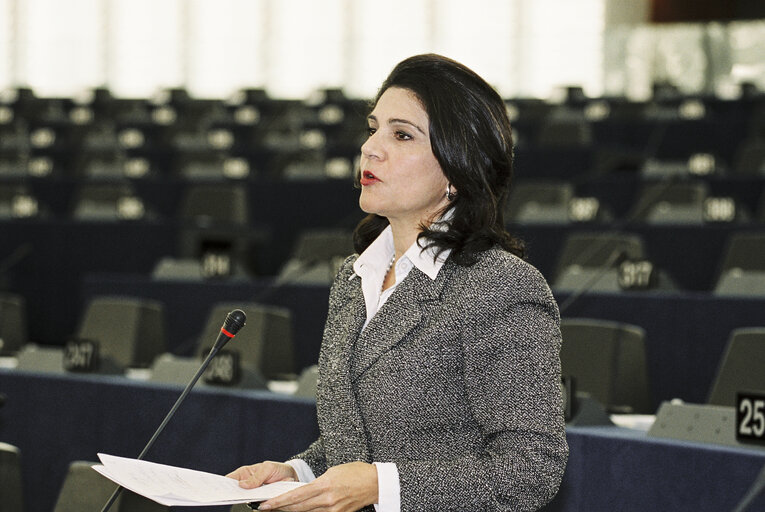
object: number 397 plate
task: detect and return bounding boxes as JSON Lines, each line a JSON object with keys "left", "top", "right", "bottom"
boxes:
{"left": 737, "top": 392, "right": 765, "bottom": 445}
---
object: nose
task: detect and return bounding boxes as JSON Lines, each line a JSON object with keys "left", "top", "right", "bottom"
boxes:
{"left": 361, "top": 130, "right": 383, "bottom": 160}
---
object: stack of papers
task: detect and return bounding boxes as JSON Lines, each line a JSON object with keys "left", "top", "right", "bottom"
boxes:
{"left": 93, "top": 453, "right": 304, "bottom": 507}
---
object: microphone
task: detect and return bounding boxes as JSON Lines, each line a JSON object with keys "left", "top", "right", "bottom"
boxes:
{"left": 100, "top": 309, "right": 246, "bottom": 512}
{"left": 733, "top": 463, "right": 765, "bottom": 512}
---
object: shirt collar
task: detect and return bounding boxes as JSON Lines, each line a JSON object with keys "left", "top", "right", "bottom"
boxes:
{"left": 352, "top": 212, "right": 453, "bottom": 282}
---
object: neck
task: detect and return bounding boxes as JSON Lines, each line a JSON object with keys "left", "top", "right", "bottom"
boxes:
{"left": 388, "top": 219, "right": 422, "bottom": 260}
{"left": 385, "top": 201, "right": 450, "bottom": 258}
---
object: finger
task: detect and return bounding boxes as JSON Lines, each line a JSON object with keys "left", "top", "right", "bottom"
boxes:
{"left": 230, "top": 465, "right": 271, "bottom": 489}
{"left": 257, "top": 482, "right": 323, "bottom": 511}
{"left": 226, "top": 465, "right": 253, "bottom": 480}
{"left": 242, "top": 463, "right": 298, "bottom": 489}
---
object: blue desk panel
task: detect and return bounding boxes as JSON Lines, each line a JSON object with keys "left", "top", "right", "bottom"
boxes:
{"left": 2, "top": 371, "right": 765, "bottom": 512}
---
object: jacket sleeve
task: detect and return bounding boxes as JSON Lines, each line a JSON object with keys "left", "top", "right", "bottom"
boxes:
{"left": 290, "top": 254, "right": 359, "bottom": 478}
{"left": 396, "top": 262, "right": 568, "bottom": 511}
{"left": 292, "top": 436, "right": 328, "bottom": 477}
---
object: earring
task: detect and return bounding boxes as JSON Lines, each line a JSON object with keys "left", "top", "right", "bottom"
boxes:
{"left": 446, "top": 184, "right": 455, "bottom": 201}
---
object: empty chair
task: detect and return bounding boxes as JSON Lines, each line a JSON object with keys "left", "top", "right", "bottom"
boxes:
{"left": 553, "top": 232, "right": 645, "bottom": 292}
{"left": 53, "top": 460, "right": 168, "bottom": 512}
{"left": 629, "top": 181, "right": 708, "bottom": 224}
{"left": 278, "top": 229, "right": 354, "bottom": 284}
{"left": 178, "top": 183, "right": 249, "bottom": 227}
{"left": 76, "top": 296, "right": 166, "bottom": 369}
{"left": 151, "top": 256, "right": 251, "bottom": 281}
{"left": 0, "top": 443, "right": 24, "bottom": 512}
{"left": 0, "top": 293, "right": 27, "bottom": 355}
{"left": 174, "top": 154, "right": 252, "bottom": 181}
{"left": 72, "top": 183, "right": 149, "bottom": 221}
{"left": 151, "top": 257, "right": 209, "bottom": 281}
{"left": 505, "top": 180, "right": 574, "bottom": 224}
{"left": 196, "top": 302, "right": 295, "bottom": 380}
{"left": 173, "top": 225, "right": 258, "bottom": 280}
{"left": 707, "top": 328, "right": 765, "bottom": 407}
{"left": 560, "top": 318, "right": 652, "bottom": 414}
{"left": 640, "top": 153, "right": 727, "bottom": 179}
{"left": 151, "top": 302, "right": 293, "bottom": 387}
{"left": 714, "top": 233, "right": 765, "bottom": 296}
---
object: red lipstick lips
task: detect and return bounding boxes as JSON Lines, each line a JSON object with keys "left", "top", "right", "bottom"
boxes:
{"left": 360, "top": 170, "right": 380, "bottom": 186}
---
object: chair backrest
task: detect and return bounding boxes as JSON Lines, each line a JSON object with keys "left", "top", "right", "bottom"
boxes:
{"left": 707, "top": 327, "right": 765, "bottom": 407}
{"left": 505, "top": 180, "right": 574, "bottom": 224}
{"left": 77, "top": 296, "right": 166, "bottom": 369}
{"left": 714, "top": 233, "right": 765, "bottom": 296}
{"left": 717, "top": 232, "right": 765, "bottom": 274}
{"left": 0, "top": 293, "right": 27, "bottom": 355}
{"left": 629, "top": 181, "right": 708, "bottom": 224}
{"left": 53, "top": 460, "right": 168, "bottom": 512}
{"left": 178, "top": 183, "right": 248, "bottom": 226}
{"left": 72, "top": 183, "right": 147, "bottom": 221}
{"left": 277, "top": 229, "right": 354, "bottom": 284}
{"left": 292, "top": 229, "right": 354, "bottom": 263}
{"left": 560, "top": 318, "right": 652, "bottom": 414}
{"left": 0, "top": 442, "right": 24, "bottom": 512}
{"left": 197, "top": 302, "right": 295, "bottom": 379}
{"left": 553, "top": 232, "right": 645, "bottom": 281}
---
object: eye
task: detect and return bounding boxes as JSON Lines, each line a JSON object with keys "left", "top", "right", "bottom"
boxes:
{"left": 395, "top": 130, "right": 412, "bottom": 141}
{"left": 367, "top": 127, "right": 377, "bottom": 137}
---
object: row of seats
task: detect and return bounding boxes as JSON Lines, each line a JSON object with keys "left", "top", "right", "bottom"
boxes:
{"left": 1, "top": 296, "right": 306, "bottom": 388}
{"left": 2, "top": 87, "right": 765, "bottom": 181}
{"left": 508, "top": 179, "right": 765, "bottom": 225}
{"left": 2, "top": 176, "right": 765, "bottom": 225}
{"left": 2, "top": 141, "right": 764, "bottom": 181}
{"left": 125, "top": 229, "right": 765, "bottom": 294}
{"left": 4, "top": 288, "right": 763, "bottom": 417}
{"left": 560, "top": 321, "right": 765, "bottom": 418}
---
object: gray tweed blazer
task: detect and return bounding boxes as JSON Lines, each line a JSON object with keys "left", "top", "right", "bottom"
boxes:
{"left": 294, "top": 247, "right": 568, "bottom": 511}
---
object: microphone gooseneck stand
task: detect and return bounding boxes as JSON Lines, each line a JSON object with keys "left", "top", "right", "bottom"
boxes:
{"left": 100, "top": 309, "right": 246, "bottom": 512}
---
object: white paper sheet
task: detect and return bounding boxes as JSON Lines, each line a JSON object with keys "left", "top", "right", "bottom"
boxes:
{"left": 93, "top": 453, "right": 305, "bottom": 507}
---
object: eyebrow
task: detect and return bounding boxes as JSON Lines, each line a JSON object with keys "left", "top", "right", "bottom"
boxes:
{"left": 367, "top": 114, "right": 426, "bottom": 136}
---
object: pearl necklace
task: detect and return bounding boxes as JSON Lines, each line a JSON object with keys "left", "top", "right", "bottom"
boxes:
{"left": 381, "top": 254, "right": 396, "bottom": 292}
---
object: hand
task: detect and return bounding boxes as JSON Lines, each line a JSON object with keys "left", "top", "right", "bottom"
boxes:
{"left": 257, "top": 461, "right": 378, "bottom": 511}
{"left": 227, "top": 461, "right": 298, "bottom": 489}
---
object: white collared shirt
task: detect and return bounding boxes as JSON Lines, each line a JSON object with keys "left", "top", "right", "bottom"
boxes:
{"left": 289, "top": 223, "right": 451, "bottom": 512}
{"left": 352, "top": 225, "right": 449, "bottom": 329}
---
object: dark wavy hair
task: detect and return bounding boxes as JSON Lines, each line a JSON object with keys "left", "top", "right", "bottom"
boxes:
{"left": 353, "top": 53, "right": 524, "bottom": 265}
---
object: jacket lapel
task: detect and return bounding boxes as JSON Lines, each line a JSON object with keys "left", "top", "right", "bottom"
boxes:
{"left": 349, "top": 264, "right": 450, "bottom": 382}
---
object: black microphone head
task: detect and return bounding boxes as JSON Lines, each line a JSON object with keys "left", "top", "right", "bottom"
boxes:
{"left": 223, "top": 309, "right": 247, "bottom": 336}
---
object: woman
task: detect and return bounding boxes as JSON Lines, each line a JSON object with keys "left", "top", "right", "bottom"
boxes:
{"left": 228, "top": 53, "right": 568, "bottom": 511}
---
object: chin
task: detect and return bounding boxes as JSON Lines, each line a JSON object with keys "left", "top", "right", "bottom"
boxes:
{"left": 358, "top": 195, "right": 378, "bottom": 216}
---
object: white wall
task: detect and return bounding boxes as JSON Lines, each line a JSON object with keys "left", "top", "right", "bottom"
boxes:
{"left": 2, "top": 0, "right": 760, "bottom": 101}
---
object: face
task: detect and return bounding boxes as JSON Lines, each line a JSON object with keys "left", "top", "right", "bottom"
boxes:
{"left": 359, "top": 87, "right": 450, "bottom": 229}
